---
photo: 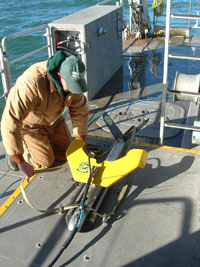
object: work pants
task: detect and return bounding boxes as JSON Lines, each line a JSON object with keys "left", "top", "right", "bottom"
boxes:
{"left": 21, "top": 116, "right": 72, "bottom": 168}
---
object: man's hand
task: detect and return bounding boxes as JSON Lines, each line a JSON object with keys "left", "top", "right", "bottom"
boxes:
{"left": 75, "top": 135, "right": 86, "bottom": 141}
{"left": 18, "top": 161, "right": 35, "bottom": 182}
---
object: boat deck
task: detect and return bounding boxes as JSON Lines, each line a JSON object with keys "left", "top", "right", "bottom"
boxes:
{"left": 1, "top": 138, "right": 200, "bottom": 266}
{"left": 1, "top": 36, "right": 200, "bottom": 266}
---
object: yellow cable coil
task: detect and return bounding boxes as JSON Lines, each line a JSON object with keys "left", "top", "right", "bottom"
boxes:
{"left": 152, "top": 0, "right": 163, "bottom": 16}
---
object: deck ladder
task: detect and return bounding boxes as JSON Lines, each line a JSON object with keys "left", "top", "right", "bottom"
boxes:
{"left": 160, "top": 0, "right": 200, "bottom": 145}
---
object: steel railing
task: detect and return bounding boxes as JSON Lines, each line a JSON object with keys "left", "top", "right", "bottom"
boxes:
{"left": 0, "top": 24, "right": 51, "bottom": 99}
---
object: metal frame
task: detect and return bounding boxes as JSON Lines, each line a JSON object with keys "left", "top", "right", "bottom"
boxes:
{"left": 0, "top": 1, "right": 125, "bottom": 101}
{"left": 160, "top": 0, "right": 200, "bottom": 145}
{"left": 0, "top": 24, "right": 50, "bottom": 99}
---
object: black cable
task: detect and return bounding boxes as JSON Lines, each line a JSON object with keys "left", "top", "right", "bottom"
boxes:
{"left": 47, "top": 119, "right": 148, "bottom": 266}
{"left": 47, "top": 227, "right": 77, "bottom": 267}
{"left": 47, "top": 151, "right": 95, "bottom": 267}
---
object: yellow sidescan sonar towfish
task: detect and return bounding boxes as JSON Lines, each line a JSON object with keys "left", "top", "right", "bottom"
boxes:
{"left": 66, "top": 139, "right": 147, "bottom": 187}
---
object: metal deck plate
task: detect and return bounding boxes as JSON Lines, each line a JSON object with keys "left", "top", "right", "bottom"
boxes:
{"left": 1, "top": 139, "right": 200, "bottom": 267}
{"left": 96, "top": 100, "right": 185, "bottom": 139}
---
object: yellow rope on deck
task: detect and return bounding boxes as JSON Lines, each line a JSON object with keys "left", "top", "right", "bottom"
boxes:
{"left": 20, "top": 162, "right": 80, "bottom": 214}
{"left": 0, "top": 161, "right": 78, "bottom": 216}
{"left": 20, "top": 176, "right": 79, "bottom": 214}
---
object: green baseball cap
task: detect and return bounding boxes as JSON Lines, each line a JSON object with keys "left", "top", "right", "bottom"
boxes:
{"left": 59, "top": 56, "right": 88, "bottom": 94}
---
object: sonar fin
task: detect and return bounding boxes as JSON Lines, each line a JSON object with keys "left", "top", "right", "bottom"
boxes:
{"left": 66, "top": 139, "right": 147, "bottom": 188}
{"left": 102, "top": 112, "right": 122, "bottom": 140}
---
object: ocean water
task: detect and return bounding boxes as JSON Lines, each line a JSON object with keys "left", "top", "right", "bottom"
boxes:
{"left": 0, "top": 0, "right": 199, "bottom": 118}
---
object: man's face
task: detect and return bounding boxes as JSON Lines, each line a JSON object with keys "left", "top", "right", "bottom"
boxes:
{"left": 58, "top": 72, "right": 70, "bottom": 92}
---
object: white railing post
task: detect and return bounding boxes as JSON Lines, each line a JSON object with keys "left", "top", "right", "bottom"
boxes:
{"left": 160, "top": 0, "right": 172, "bottom": 145}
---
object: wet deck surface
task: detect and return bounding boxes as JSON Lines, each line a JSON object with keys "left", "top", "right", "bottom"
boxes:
{"left": 1, "top": 36, "right": 200, "bottom": 266}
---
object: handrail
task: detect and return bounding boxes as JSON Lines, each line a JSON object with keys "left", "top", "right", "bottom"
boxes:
{"left": 169, "top": 53, "right": 200, "bottom": 60}
{"left": 98, "top": 0, "right": 123, "bottom": 5}
{"left": 1, "top": 24, "right": 47, "bottom": 44}
{"left": 0, "top": 43, "right": 11, "bottom": 99}
{"left": 9, "top": 45, "right": 49, "bottom": 65}
{"left": 0, "top": 24, "right": 49, "bottom": 100}
{"left": 171, "top": 14, "right": 200, "bottom": 20}
{"left": 0, "top": 44, "right": 7, "bottom": 99}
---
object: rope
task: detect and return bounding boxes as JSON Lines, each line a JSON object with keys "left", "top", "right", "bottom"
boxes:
{"left": 87, "top": 184, "right": 129, "bottom": 223}
{"left": 20, "top": 161, "right": 79, "bottom": 214}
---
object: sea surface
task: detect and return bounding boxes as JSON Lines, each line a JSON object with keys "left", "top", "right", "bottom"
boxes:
{"left": 0, "top": 0, "right": 199, "bottom": 118}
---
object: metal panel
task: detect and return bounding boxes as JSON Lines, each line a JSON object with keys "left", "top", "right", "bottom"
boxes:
{"left": 48, "top": 5, "right": 123, "bottom": 99}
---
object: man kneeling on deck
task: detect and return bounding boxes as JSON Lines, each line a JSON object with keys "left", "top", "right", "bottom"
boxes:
{"left": 1, "top": 50, "right": 89, "bottom": 181}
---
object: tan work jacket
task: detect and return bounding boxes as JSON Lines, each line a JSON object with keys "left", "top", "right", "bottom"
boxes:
{"left": 1, "top": 60, "right": 89, "bottom": 159}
